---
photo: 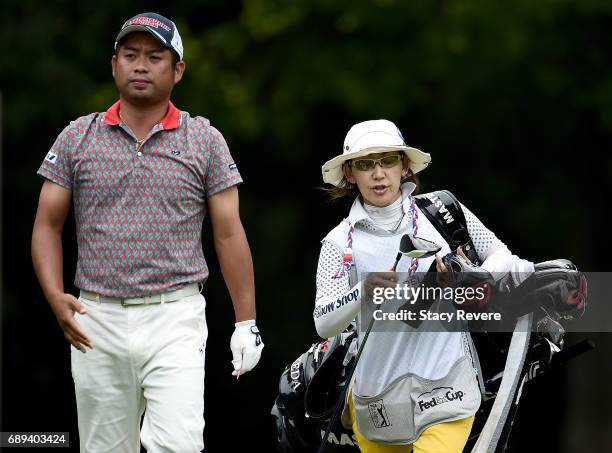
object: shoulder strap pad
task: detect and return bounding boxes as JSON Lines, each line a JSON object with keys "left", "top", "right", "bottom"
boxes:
{"left": 414, "top": 190, "right": 480, "bottom": 265}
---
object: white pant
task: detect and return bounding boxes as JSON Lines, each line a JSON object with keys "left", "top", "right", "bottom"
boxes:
{"left": 71, "top": 292, "right": 208, "bottom": 453}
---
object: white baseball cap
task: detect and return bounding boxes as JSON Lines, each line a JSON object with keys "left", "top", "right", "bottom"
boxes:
{"left": 321, "top": 119, "right": 431, "bottom": 186}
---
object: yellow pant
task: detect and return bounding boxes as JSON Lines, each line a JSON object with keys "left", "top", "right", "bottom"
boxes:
{"left": 348, "top": 392, "right": 474, "bottom": 453}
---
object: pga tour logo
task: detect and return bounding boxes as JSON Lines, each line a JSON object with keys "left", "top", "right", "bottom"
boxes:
{"left": 368, "top": 399, "right": 391, "bottom": 428}
{"left": 417, "top": 386, "right": 465, "bottom": 412}
{"left": 45, "top": 151, "right": 58, "bottom": 163}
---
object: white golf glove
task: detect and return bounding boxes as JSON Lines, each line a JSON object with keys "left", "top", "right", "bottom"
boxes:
{"left": 230, "top": 320, "right": 264, "bottom": 377}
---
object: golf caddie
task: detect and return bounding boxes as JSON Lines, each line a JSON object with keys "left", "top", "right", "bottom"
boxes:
{"left": 31, "top": 12, "right": 263, "bottom": 452}
{"left": 313, "top": 119, "right": 535, "bottom": 452}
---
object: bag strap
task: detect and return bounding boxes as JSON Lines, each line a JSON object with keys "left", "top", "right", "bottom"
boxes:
{"left": 414, "top": 190, "right": 481, "bottom": 265}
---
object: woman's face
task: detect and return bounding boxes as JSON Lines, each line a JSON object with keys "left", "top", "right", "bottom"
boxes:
{"left": 346, "top": 151, "right": 408, "bottom": 207}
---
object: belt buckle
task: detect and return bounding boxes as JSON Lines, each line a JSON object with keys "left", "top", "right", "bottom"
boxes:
{"left": 121, "top": 293, "right": 166, "bottom": 306}
{"left": 122, "top": 296, "right": 146, "bottom": 306}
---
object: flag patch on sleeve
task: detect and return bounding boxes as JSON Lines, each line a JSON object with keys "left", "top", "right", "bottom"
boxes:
{"left": 45, "top": 151, "right": 58, "bottom": 163}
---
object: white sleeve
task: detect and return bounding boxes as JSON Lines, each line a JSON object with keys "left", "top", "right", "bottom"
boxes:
{"left": 313, "top": 240, "right": 362, "bottom": 339}
{"left": 461, "top": 202, "right": 534, "bottom": 275}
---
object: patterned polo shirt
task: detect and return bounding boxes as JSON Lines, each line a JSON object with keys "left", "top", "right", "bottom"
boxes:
{"left": 37, "top": 101, "right": 242, "bottom": 297}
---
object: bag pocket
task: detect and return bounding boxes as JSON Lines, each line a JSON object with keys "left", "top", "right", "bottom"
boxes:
{"left": 352, "top": 356, "right": 480, "bottom": 444}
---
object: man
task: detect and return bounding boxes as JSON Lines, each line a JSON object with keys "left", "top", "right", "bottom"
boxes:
{"left": 31, "top": 12, "right": 263, "bottom": 452}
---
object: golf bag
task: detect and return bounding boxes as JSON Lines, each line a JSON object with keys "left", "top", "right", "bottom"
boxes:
{"left": 271, "top": 329, "right": 360, "bottom": 452}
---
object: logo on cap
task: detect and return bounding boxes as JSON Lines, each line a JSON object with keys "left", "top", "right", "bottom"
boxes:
{"left": 123, "top": 16, "right": 171, "bottom": 32}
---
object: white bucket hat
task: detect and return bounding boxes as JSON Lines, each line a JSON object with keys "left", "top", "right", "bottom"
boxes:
{"left": 321, "top": 119, "right": 431, "bottom": 186}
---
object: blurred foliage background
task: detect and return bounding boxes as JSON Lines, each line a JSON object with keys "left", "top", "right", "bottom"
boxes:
{"left": 2, "top": 0, "right": 611, "bottom": 451}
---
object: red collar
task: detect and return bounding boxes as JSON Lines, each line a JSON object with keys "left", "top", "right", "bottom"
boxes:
{"left": 103, "top": 101, "right": 181, "bottom": 130}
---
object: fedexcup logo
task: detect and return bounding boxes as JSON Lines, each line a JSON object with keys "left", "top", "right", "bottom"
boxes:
{"left": 417, "top": 386, "right": 465, "bottom": 412}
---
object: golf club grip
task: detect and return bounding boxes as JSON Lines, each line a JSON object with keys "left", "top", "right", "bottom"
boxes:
{"left": 551, "top": 339, "right": 595, "bottom": 367}
{"left": 316, "top": 316, "right": 377, "bottom": 453}
{"left": 391, "top": 253, "right": 402, "bottom": 272}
